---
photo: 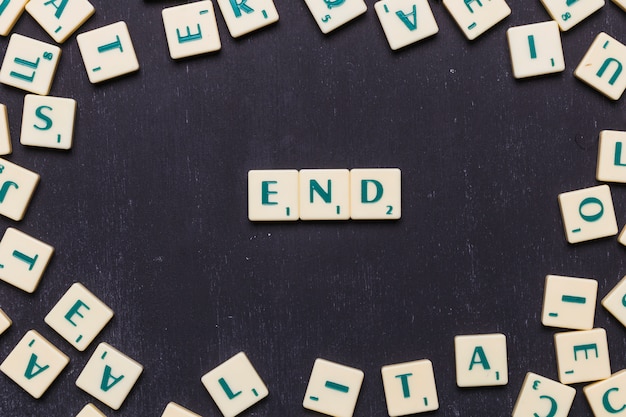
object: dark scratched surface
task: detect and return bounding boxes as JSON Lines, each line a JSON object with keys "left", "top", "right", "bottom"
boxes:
{"left": 1, "top": 0, "right": 626, "bottom": 415}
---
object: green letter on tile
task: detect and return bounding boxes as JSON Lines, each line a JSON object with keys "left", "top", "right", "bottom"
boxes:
{"left": 261, "top": 181, "right": 278, "bottom": 205}
{"left": 602, "top": 387, "right": 626, "bottom": 413}
{"left": 64, "top": 300, "right": 90, "bottom": 326}
{"left": 468, "top": 346, "right": 491, "bottom": 370}
{"left": 361, "top": 179, "right": 383, "bottom": 203}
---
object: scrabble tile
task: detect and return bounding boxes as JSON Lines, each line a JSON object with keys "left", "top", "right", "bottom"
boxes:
{"left": 584, "top": 369, "right": 626, "bottom": 416}
{"left": 0, "top": 104, "right": 11, "bottom": 155}
{"left": 558, "top": 184, "right": 618, "bottom": 244}
{"left": 619, "top": 225, "right": 626, "bottom": 246}
{"left": 20, "top": 94, "right": 77, "bottom": 150}
{"left": 303, "top": 358, "right": 364, "bottom": 417}
{"left": 442, "top": 0, "right": 510, "bottom": 40}
{"left": 215, "top": 0, "right": 278, "bottom": 38}
{"left": 162, "top": 402, "right": 202, "bottom": 417}
{"left": 541, "top": 274, "right": 598, "bottom": 330}
{"left": 506, "top": 21, "right": 565, "bottom": 79}
{"left": 0, "top": 159, "right": 39, "bottom": 221}
{"left": 454, "top": 333, "right": 508, "bottom": 387}
{"left": 0, "top": 228, "right": 53, "bottom": 293}
{"left": 575, "top": 33, "right": 626, "bottom": 101}
{"left": 0, "top": 0, "right": 29, "bottom": 36}
{"left": 0, "top": 307, "right": 12, "bottom": 335}
{"left": 0, "top": 34, "right": 61, "bottom": 95}
{"left": 303, "top": 0, "right": 367, "bottom": 34}
{"left": 597, "top": 130, "right": 626, "bottom": 182}
{"left": 299, "top": 169, "right": 350, "bottom": 220}
{"left": 512, "top": 372, "right": 576, "bottom": 417}
{"left": 76, "top": 21, "right": 139, "bottom": 84}
{"left": 381, "top": 359, "right": 438, "bottom": 416}
{"left": 76, "top": 403, "right": 107, "bottom": 417}
{"left": 45, "top": 283, "right": 114, "bottom": 351}
{"left": 26, "top": 0, "right": 95, "bottom": 43}
{"left": 201, "top": 352, "right": 268, "bottom": 417}
{"left": 602, "top": 275, "right": 626, "bottom": 327}
{"left": 554, "top": 328, "right": 611, "bottom": 384}
{"left": 162, "top": 1, "right": 221, "bottom": 59}
{"left": 75, "top": 343, "right": 143, "bottom": 410}
{"left": 0, "top": 330, "right": 69, "bottom": 398}
{"left": 539, "top": 0, "right": 604, "bottom": 31}
{"left": 350, "top": 168, "right": 401, "bottom": 220}
{"left": 248, "top": 170, "right": 299, "bottom": 221}
{"left": 374, "top": 0, "right": 439, "bottom": 51}
{"left": 612, "top": 0, "right": 626, "bottom": 11}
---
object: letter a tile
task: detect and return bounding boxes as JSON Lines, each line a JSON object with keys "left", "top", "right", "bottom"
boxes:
{"left": 0, "top": 330, "right": 69, "bottom": 398}
{"left": 374, "top": 0, "right": 439, "bottom": 51}
{"left": 454, "top": 333, "right": 508, "bottom": 387}
{"left": 76, "top": 343, "right": 143, "bottom": 410}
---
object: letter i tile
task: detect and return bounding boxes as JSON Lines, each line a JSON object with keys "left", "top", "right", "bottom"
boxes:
{"left": 512, "top": 372, "right": 576, "bottom": 417}
{"left": 162, "top": 1, "right": 221, "bottom": 59}
{"left": 303, "top": 358, "right": 364, "bottom": 417}
{"left": 584, "top": 369, "right": 626, "bottom": 416}
{"left": 76, "top": 403, "right": 107, "bottom": 417}
{"left": 558, "top": 184, "right": 618, "bottom": 244}
{"left": 554, "top": 328, "right": 611, "bottom": 384}
{"left": 454, "top": 333, "right": 508, "bottom": 387}
{"left": 0, "top": 330, "right": 69, "bottom": 399}
{"left": 0, "top": 307, "right": 11, "bottom": 335}
{"left": 75, "top": 343, "right": 144, "bottom": 410}
{"left": 381, "top": 359, "right": 439, "bottom": 416}
{"left": 0, "top": 34, "right": 61, "bottom": 95}
{"left": 0, "top": 104, "right": 11, "bottom": 155}
{"left": 161, "top": 402, "right": 202, "bottom": 417}
{"left": 0, "top": 0, "right": 29, "bottom": 36}
{"left": 0, "top": 228, "right": 53, "bottom": 293}
{"left": 541, "top": 274, "right": 598, "bottom": 330}
{"left": 575, "top": 33, "right": 626, "bottom": 100}
{"left": 506, "top": 21, "right": 565, "bottom": 79}
{"left": 302, "top": 0, "right": 367, "bottom": 34}
{"left": 201, "top": 352, "right": 269, "bottom": 417}
{"left": 215, "top": 0, "right": 279, "bottom": 38}
{"left": 26, "top": 0, "right": 95, "bottom": 43}
{"left": 21, "top": 94, "right": 77, "bottom": 150}
{"left": 45, "top": 283, "right": 114, "bottom": 351}
{"left": 76, "top": 21, "right": 139, "bottom": 84}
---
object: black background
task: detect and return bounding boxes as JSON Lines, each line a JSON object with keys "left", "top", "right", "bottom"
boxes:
{"left": 1, "top": 0, "right": 626, "bottom": 416}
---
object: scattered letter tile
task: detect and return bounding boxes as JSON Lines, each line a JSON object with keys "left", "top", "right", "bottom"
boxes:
{"left": 0, "top": 34, "right": 61, "bottom": 95}
{"left": 162, "top": 1, "right": 221, "bottom": 59}
{"left": 299, "top": 169, "right": 350, "bottom": 220}
{"left": 0, "top": 158, "right": 40, "bottom": 221}
{"left": 442, "top": 0, "right": 510, "bottom": 40}
{"left": 575, "top": 32, "right": 626, "bottom": 100}
{"left": 20, "top": 94, "right": 77, "bottom": 150}
{"left": 215, "top": 0, "right": 278, "bottom": 38}
{"left": 381, "top": 359, "right": 438, "bottom": 416}
{"left": 248, "top": 170, "right": 299, "bottom": 221}
{"left": 374, "top": 0, "right": 439, "bottom": 51}
{"left": 506, "top": 21, "right": 565, "bottom": 79}
{"left": 45, "top": 282, "right": 114, "bottom": 351}
{"left": 0, "top": 228, "right": 53, "bottom": 293}
{"left": 76, "top": 403, "right": 107, "bottom": 417}
{"left": 350, "top": 168, "right": 401, "bottom": 220}
{"left": 602, "top": 275, "right": 626, "bottom": 328}
{"left": 554, "top": 328, "right": 611, "bottom": 384}
{"left": 162, "top": 402, "right": 202, "bottom": 417}
{"left": 76, "top": 343, "right": 143, "bottom": 410}
{"left": 540, "top": 0, "right": 604, "bottom": 31}
{"left": 303, "top": 358, "right": 364, "bottom": 417}
{"left": 0, "top": 104, "right": 11, "bottom": 155}
{"left": 612, "top": 0, "right": 626, "bottom": 11}
{"left": 584, "top": 369, "right": 626, "bottom": 416}
{"left": 0, "top": 307, "right": 11, "bottom": 335}
{"left": 558, "top": 184, "right": 618, "bottom": 244}
{"left": 454, "top": 333, "right": 508, "bottom": 387}
{"left": 541, "top": 274, "right": 598, "bottom": 330}
{"left": 26, "top": 0, "right": 95, "bottom": 43}
{"left": 0, "top": 0, "right": 29, "bottom": 36}
{"left": 0, "top": 330, "right": 69, "bottom": 398}
{"left": 201, "top": 352, "right": 268, "bottom": 417}
{"left": 597, "top": 130, "right": 626, "bottom": 183}
{"left": 303, "top": 0, "right": 367, "bottom": 34}
{"left": 512, "top": 372, "right": 576, "bottom": 417}
{"left": 77, "top": 21, "right": 139, "bottom": 84}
